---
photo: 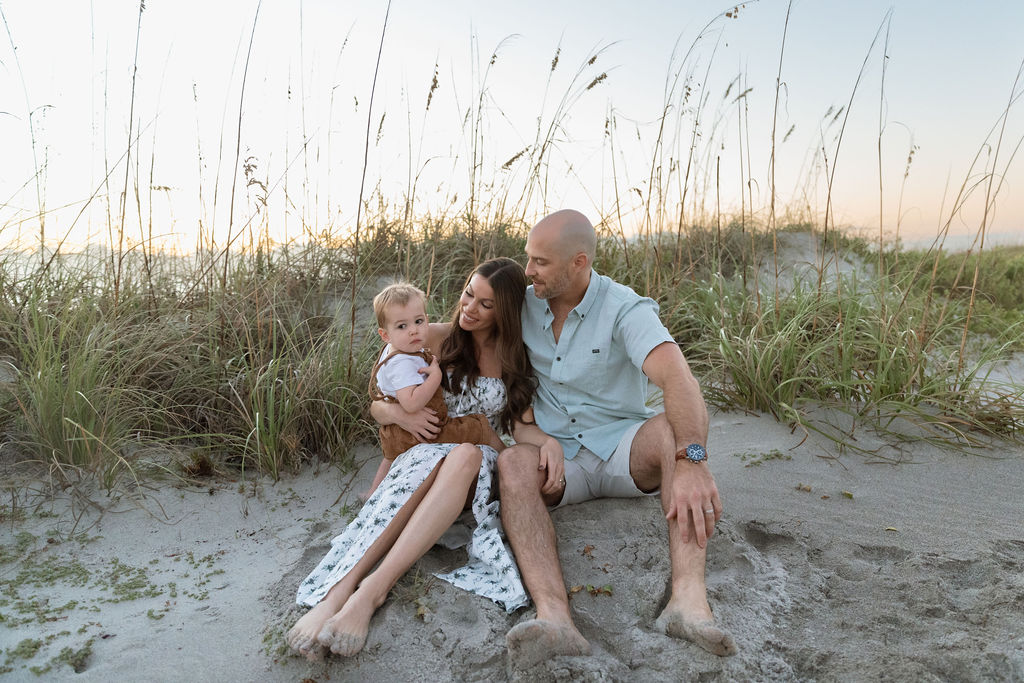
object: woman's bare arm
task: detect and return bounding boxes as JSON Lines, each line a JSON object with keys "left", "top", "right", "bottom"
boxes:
{"left": 481, "top": 422, "right": 506, "bottom": 453}
{"left": 369, "top": 400, "right": 441, "bottom": 440}
{"left": 512, "top": 408, "right": 565, "bottom": 496}
{"left": 425, "top": 322, "right": 450, "bottom": 352}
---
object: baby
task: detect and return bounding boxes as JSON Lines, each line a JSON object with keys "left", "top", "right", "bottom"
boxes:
{"left": 362, "top": 282, "right": 491, "bottom": 499}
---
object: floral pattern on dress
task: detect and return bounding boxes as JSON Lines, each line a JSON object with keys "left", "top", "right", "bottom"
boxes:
{"left": 295, "top": 376, "right": 528, "bottom": 612}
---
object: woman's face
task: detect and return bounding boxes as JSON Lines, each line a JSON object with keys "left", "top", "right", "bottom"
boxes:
{"left": 458, "top": 273, "right": 497, "bottom": 333}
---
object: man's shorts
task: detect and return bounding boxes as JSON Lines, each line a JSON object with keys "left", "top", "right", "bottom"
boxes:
{"left": 553, "top": 421, "right": 660, "bottom": 509}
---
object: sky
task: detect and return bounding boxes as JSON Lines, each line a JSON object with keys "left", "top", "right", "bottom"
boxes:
{"left": 2, "top": 0, "right": 1023, "bottom": 252}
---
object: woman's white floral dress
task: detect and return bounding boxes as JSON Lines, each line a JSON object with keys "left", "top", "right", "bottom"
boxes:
{"left": 295, "top": 376, "right": 528, "bottom": 612}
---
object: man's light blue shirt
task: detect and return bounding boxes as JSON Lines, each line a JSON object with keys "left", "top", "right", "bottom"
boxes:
{"left": 521, "top": 271, "right": 676, "bottom": 461}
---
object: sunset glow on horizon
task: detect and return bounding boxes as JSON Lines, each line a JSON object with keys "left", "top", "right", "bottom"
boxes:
{"left": 2, "top": 0, "right": 1022, "bottom": 253}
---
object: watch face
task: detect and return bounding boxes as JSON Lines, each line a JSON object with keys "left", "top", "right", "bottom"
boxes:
{"left": 685, "top": 443, "right": 707, "bottom": 462}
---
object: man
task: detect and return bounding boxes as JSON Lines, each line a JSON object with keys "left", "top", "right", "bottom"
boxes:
{"left": 498, "top": 209, "right": 735, "bottom": 668}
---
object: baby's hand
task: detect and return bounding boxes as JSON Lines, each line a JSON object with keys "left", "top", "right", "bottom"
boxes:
{"left": 419, "top": 356, "right": 441, "bottom": 382}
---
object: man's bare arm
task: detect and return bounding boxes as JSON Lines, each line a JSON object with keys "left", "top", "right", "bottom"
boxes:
{"left": 641, "top": 341, "right": 709, "bottom": 451}
{"left": 642, "top": 341, "right": 721, "bottom": 548}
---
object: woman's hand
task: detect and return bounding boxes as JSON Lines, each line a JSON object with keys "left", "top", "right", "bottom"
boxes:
{"left": 369, "top": 400, "right": 441, "bottom": 442}
{"left": 398, "top": 407, "right": 442, "bottom": 442}
{"left": 537, "top": 436, "right": 565, "bottom": 496}
{"left": 513, "top": 409, "right": 564, "bottom": 494}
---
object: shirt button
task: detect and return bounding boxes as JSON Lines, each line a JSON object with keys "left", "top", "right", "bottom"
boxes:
{"left": 570, "top": 418, "right": 576, "bottom": 423}
{"left": 556, "top": 356, "right": 561, "bottom": 361}
{"left": 577, "top": 433, "right": 583, "bottom": 438}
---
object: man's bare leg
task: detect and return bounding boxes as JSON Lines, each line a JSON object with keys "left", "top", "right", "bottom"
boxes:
{"left": 317, "top": 444, "right": 483, "bottom": 657}
{"left": 286, "top": 453, "right": 444, "bottom": 660}
{"left": 630, "top": 414, "right": 736, "bottom": 656}
{"left": 654, "top": 519, "right": 736, "bottom": 655}
{"left": 497, "top": 445, "right": 590, "bottom": 669}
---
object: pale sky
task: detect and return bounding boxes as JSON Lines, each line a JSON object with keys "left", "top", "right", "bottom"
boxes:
{"left": 2, "top": 0, "right": 1022, "bottom": 252}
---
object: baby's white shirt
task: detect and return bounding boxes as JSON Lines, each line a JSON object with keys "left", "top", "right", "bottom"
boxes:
{"left": 375, "top": 345, "right": 428, "bottom": 396}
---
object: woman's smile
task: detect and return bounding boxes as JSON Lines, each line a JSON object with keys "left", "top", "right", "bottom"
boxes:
{"left": 458, "top": 274, "right": 497, "bottom": 331}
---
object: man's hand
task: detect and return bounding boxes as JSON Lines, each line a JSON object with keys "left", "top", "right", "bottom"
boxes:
{"left": 665, "top": 462, "right": 722, "bottom": 549}
{"left": 537, "top": 437, "right": 565, "bottom": 496}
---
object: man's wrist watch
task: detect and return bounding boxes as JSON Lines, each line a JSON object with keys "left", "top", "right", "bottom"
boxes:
{"left": 675, "top": 443, "right": 707, "bottom": 464}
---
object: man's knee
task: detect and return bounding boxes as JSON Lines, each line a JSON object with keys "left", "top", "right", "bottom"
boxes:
{"left": 497, "top": 443, "right": 539, "bottom": 483}
{"left": 631, "top": 414, "right": 675, "bottom": 480}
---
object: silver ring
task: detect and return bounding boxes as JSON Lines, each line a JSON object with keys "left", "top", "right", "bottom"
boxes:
{"left": 704, "top": 508, "right": 715, "bottom": 514}
{"left": 560, "top": 478, "right": 566, "bottom": 486}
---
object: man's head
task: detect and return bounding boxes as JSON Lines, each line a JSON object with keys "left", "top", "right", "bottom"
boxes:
{"left": 373, "top": 282, "right": 429, "bottom": 353}
{"left": 524, "top": 209, "right": 597, "bottom": 301}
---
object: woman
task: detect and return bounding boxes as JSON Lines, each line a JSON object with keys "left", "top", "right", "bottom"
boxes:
{"left": 287, "top": 257, "right": 537, "bottom": 660}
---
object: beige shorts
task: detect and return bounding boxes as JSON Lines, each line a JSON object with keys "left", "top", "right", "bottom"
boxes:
{"left": 553, "top": 422, "right": 660, "bottom": 508}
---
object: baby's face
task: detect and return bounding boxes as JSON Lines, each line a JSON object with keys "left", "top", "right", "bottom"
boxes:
{"left": 378, "top": 300, "right": 429, "bottom": 353}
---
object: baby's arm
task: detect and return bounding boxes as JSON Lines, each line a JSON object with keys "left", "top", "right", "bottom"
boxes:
{"left": 393, "top": 356, "right": 442, "bottom": 413}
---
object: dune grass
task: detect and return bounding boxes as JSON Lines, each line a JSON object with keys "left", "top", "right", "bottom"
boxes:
{"left": 0, "top": 219, "right": 1021, "bottom": 490}
{"left": 1, "top": 6, "right": 1022, "bottom": 488}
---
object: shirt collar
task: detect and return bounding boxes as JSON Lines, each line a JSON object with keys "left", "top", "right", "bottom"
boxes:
{"left": 574, "top": 271, "right": 601, "bottom": 321}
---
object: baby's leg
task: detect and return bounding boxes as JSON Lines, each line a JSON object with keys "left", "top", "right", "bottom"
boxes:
{"left": 358, "top": 457, "right": 393, "bottom": 503}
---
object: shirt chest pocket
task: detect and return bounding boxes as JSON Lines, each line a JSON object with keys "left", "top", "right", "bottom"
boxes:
{"left": 558, "top": 321, "right": 612, "bottom": 390}
{"left": 566, "top": 344, "right": 610, "bottom": 394}
{"left": 583, "top": 345, "right": 608, "bottom": 368}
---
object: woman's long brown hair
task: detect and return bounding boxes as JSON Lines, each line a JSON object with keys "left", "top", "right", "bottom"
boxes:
{"left": 438, "top": 257, "right": 534, "bottom": 435}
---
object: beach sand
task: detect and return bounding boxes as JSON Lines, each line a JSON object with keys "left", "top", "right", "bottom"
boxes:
{"left": 2, "top": 408, "right": 1022, "bottom": 682}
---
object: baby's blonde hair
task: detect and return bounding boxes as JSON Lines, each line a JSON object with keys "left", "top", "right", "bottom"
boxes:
{"left": 372, "top": 282, "right": 427, "bottom": 328}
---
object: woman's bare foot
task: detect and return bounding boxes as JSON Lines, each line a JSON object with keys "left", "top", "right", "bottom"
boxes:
{"left": 287, "top": 582, "right": 356, "bottom": 661}
{"left": 506, "top": 618, "right": 591, "bottom": 669}
{"left": 655, "top": 600, "right": 737, "bottom": 656}
{"left": 286, "top": 602, "right": 334, "bottom": 661}
{"left": 316, "top": 589, "right": 378, "bottom": 657}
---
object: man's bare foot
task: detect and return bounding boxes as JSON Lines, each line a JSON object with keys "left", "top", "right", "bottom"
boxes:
{"left": 286, "top": 602, "right": 334, "bottom": 661}
{"left": 506, "top": 619, "right": 591, "bottom": 669}
{"left": 316, "top": 591, "right": 377, "bottom": 657}
{"left": 655, "top": 603, "right": 737, "bottom": 656}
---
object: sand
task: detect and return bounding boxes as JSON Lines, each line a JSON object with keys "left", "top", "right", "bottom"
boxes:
{"left": 2, "top": 408, "right": 1022, "bottom": 682}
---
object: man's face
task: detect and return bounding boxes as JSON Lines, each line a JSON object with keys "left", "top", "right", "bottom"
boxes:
{"left": 524, "top": 230, "right": 573, "bottom": 300}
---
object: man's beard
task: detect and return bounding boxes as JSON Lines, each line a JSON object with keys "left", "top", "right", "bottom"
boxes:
{"left": 533, "top": 270, "right": 571, "bottom": 300}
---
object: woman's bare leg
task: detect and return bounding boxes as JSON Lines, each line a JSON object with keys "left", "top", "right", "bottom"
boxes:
{"left": 317, "top": 444, "right": 483, "bottom": 656}
{"left": 286, "top": 458, "right": 445, "bottom": 660}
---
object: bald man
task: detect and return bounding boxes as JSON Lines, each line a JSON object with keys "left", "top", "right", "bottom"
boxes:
{"left": 499, "top": 209, "right": 736, "bottom": 668}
